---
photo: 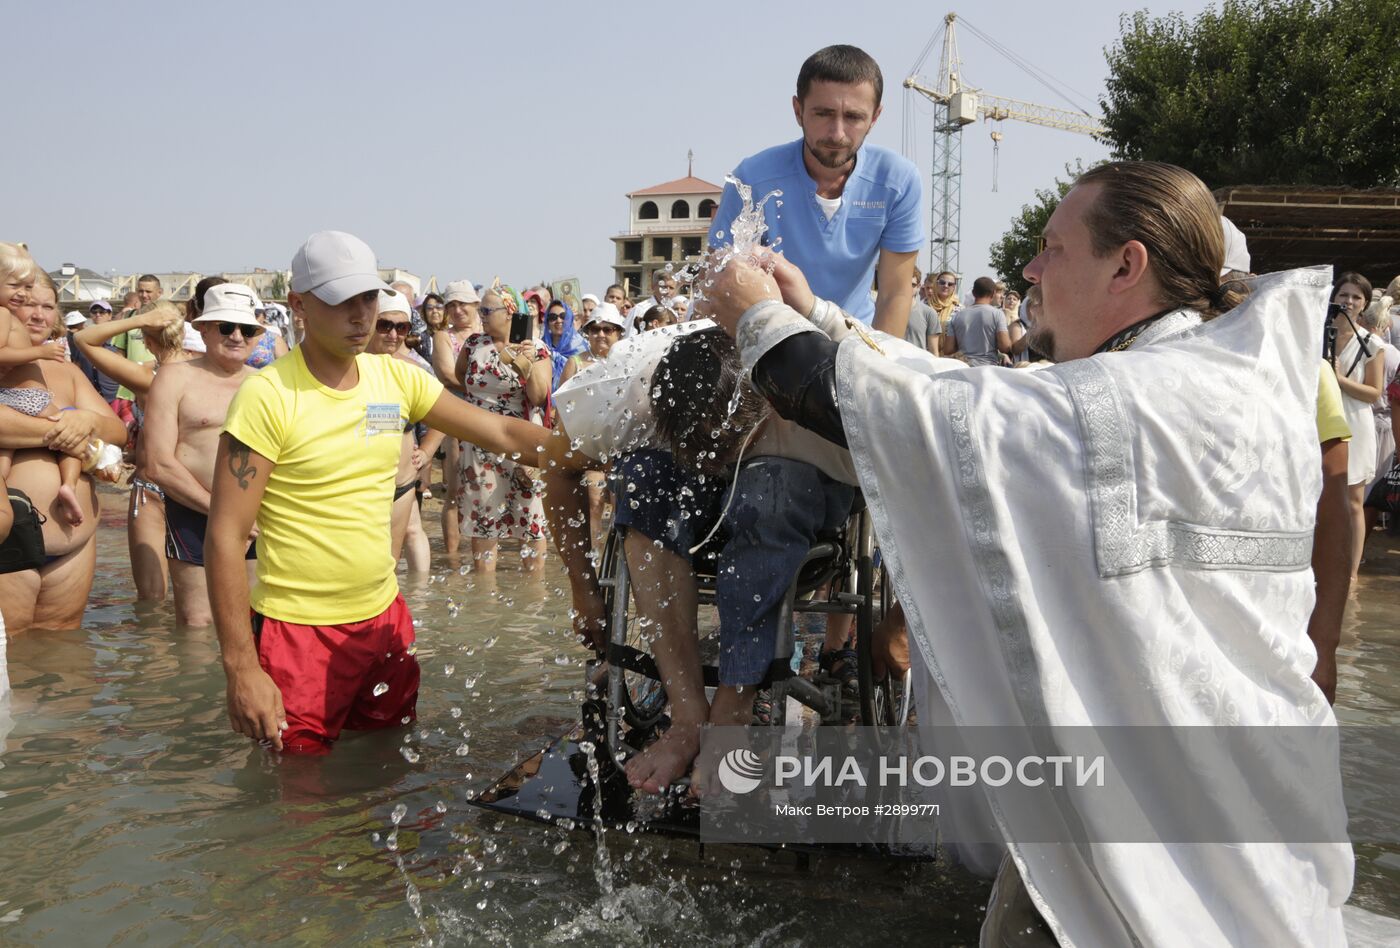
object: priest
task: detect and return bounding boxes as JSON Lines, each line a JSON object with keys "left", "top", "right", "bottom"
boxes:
{"left": 701, "top": 161, "right": 1352, "bottom": 946}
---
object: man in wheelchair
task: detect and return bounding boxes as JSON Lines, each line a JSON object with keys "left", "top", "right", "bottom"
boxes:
{"left": 539, "top": 312, "right": 876, "bottom": 794}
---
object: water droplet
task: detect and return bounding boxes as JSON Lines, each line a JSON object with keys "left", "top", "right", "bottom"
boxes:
{"left": 444, "top": 664, "right": 455, "bottom": 676}
{"left": 373, "top": 682, "right": 390, "bottom": 697}
{"left": 391, "top": 803, "right": 408, "bottom": 825}
{"left": 401, "top": 747, "right": 421, "bottom": 763}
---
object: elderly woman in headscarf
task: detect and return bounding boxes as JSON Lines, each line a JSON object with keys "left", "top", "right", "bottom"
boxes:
{"left": 542, "top": 298, "right": 588, "bottom": 390}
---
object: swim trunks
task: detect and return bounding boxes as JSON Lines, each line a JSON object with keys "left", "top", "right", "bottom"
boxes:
{"left": 252, "top": 592, "right": 419, "bottom": 754}
{"left": 164, "top": 496, "right": 256, "bottom": 565}
{"left": 393, "top": 480, "right": 417, "bottom": 502}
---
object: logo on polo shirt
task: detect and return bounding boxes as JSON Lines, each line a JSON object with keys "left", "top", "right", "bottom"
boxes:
{"left": 851, "top": 199, "right": 885, "bottom": 209}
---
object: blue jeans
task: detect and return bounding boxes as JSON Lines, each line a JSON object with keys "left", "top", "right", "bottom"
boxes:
{"left": 718, "top": 457, "right": 854, "bottom": 685}
{"left": 611, "top": 451, "right": 854, "bottom": 687}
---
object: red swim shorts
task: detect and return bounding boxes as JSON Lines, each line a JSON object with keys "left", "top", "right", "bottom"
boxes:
{"left": 254, "top": 593, "right": 420, "bottom": 754}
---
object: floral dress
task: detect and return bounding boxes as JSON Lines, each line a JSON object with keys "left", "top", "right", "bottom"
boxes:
{"left": 455, "top": 333, "right": 550, "bottom": 541}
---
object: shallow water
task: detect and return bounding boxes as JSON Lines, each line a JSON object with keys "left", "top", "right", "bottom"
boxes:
{"left": 0, "top": 496, "right": 1396, "bottom": 945}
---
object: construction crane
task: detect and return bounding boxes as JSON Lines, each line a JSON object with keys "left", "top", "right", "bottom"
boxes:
{"left": 902, "top": 12, "right": 1105, "bottom": 275}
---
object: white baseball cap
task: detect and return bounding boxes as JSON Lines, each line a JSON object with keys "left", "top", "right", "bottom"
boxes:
{"left": 443, "top": 280, "right": 480, "bottom": 305}
{"left": 290, "top": 230, "right": 393, "bottom": 305}
{"left": 64, "top": 311, "right": 87, "bottom": 327}
{"left": 583, "top": 302, "right": 627, "bottom": 331}
{"left": 193, "top": 283, "right": 263, "bottom": 327}
{"left": 378, "top": 290, "right": 411, "bottom": 315}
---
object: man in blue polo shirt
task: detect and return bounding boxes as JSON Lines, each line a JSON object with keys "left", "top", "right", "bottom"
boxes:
{"left": 708, "top": 44, "right": 922, "bottom": 336}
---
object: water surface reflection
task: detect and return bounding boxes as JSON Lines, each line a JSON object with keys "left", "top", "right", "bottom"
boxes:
{"left": 0, "top": 505, "right": 1395, "bottom": 944}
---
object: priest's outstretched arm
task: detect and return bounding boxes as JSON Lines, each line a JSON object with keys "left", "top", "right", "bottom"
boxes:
{"left": 706, "top": 253, "right": 853, "bottom": 448}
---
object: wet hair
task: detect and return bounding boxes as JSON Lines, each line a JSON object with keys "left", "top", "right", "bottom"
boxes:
{"left": 971, "top": 276, "right": 998, "bottom": 299}
{"left": 187, "top": 275, "right": 228, "bottom": 320}
{"left": 0, "top": 241, "right": 38, "bottom": 285}
{"left": 1076, "top": 161, "right": 1245, "bottom": 318}
{"left": 1333, "top": 271, "right": 1372, "bottom": 301}
{"left": 797, "top": 45, "right": 883, "bottom": 107}
{"left": 651, "top": 329, "right": 768, "bottom": 475}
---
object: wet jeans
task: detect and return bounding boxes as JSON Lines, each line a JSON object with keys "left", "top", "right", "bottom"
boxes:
{"left": 612, "top": 450, "right": 854, "bottom": 687}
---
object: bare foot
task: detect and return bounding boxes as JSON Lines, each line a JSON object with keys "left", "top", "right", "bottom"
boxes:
{"left": 873, "top": 602, "right": 910, "bottom": 679}
{"left": 55, "top": 484, "right": 84, "bottom": 526}
{"left": 624, "top": 721, "right": 702, "bottom": 795}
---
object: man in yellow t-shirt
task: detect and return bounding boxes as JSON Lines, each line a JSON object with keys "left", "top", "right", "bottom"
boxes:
{"left": 207, "top": 231, "right": 554, "bottom": 754}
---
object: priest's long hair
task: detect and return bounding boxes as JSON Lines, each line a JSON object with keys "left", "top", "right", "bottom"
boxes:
{"left": 651, "top": 328, "right": 769, "bottom": 475}
{"left": 1078, "top": 161, "right": 1246, "bottom": 319}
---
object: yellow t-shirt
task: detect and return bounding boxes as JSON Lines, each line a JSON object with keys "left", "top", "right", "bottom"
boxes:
{"left": 1316, "top": 361, "right": 1351, "bottom": 445}
{"left": 223, "top": 348, "right": 444, "bottom": 624}
{"left": 113, "top": 330, "right": 154, "bottom": 401}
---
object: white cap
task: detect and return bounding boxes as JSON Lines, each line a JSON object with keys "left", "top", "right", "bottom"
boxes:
{"left": 290, "top": 230, "right": 393, "bottom": 305}
{"left": 193, "top": 283, "right": 263, "bottom": 326}
{"left": 443, "top": 280, "right": 480, "bottom": 305}
{"left": 378, "top": 290, "right": 411, "bottom": 315}
{"left": 581, "top": 293, "right": 599, "bottom": 306}
{"left": 583, "top": 302, "right": 627, "bottom": 331}
{"left": 1220, "top": 216, "right": 1251, "bottom": 276}
{"left": 64, "top": 311, "right": 87, "bottom": 327}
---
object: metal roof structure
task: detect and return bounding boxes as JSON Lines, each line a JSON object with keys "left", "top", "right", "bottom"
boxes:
{"left": 1215, "top": 185, "right": 1400, "bottom": 286}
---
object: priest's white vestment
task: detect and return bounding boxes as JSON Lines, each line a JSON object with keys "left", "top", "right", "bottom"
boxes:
{"left": 740, "top": 267, "right": 1354, "bottom": 947}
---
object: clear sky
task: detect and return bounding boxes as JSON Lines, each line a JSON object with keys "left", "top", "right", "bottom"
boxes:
{"left": 7, "top": 0, "right": 1217, "bottom": 294}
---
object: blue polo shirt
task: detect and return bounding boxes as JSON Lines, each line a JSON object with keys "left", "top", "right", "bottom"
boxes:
{"left": 708, "top": 138, "right": 923, "bottom": 324}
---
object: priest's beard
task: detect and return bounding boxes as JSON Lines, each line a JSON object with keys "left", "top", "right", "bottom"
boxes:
{"left": 1026, "top": 324, "right": 1056, "bottom": 362}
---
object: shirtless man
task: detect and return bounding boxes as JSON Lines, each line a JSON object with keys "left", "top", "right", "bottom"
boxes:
{"left": 144, "top": 284, "right": 259, "bottom": 626}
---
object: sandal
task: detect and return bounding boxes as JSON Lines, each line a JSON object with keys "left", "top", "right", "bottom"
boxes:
{"left": 819, "top": 647, "right": 860, "bottom": 699}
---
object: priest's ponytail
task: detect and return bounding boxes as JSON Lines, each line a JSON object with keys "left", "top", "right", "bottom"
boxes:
{"left": 1077, "top": 161, "right": 1240, "bottom": 319}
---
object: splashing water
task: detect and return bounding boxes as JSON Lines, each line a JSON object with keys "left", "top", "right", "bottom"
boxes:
{"left": 693, "top": 175, "right": 784, "bottom": 313}
{"left": 722, "top": 174, "right": 782, "bottom": 259}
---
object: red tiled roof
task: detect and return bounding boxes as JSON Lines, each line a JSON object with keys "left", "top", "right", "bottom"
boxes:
{"left": 628, "top": 175, "right": 723, "bottom": 197}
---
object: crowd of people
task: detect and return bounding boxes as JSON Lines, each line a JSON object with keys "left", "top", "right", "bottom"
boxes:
{"left": 2, "top": 39, "right": 1396, "bottom": 946}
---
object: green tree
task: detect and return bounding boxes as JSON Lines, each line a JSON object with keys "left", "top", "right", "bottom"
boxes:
{"left": 1101, "top": 0, "right": 1400, "bottom": 188}
{"left": 988, "top": 163, "right": 1087, "bottom": 295}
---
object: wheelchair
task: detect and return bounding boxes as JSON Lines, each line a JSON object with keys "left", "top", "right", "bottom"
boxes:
{"left": 582, "top": 497, "right": 913, "bottom": 765}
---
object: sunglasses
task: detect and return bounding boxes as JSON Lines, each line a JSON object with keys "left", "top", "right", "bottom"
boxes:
{"left": 936, "top": 280, "right": 956, "bottom": 287}
{"left": 584, "top": 324, "right": 621, "bottom": 334}
{"left": 217, "top": 322, "right": 264, "bottom": 338}
{"left": 479, "top": 305, "right": 507, "bottom": 317}
{"left": 376, "top": 319, "right": 411, "bottom": 334}
{"left": 547, "top": 311, "right": 567, "bottom": 321}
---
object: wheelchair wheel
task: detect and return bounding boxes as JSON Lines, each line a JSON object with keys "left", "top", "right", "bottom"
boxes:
{"left": 599, "top": 529, "right": 668, "bottom": 732}
{"left": 855, "top": 516, "right": 898, "bottom": 726}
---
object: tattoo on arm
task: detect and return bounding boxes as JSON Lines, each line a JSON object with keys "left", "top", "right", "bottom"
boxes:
{"left": 227, "top": 438, "right": 257, "bottom": 489}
